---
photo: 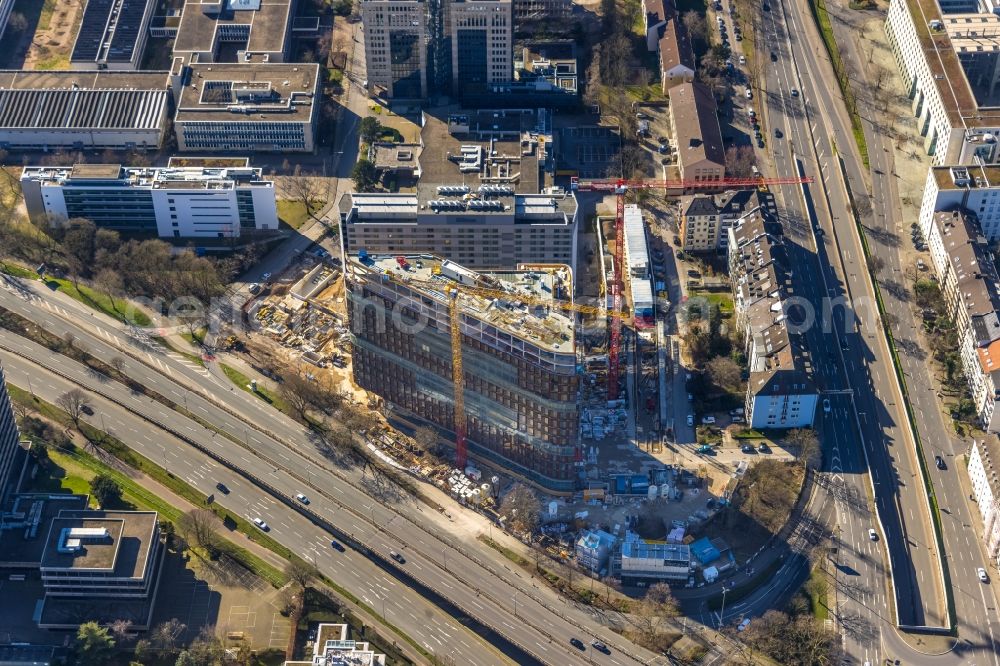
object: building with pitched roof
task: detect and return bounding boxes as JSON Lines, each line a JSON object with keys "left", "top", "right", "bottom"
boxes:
{"left": 642, "top": 0, "right": 670, "bottom": 51}
{"left": 970, "top": 438, "right": 1000, "bottom": 565}
{"left": 728, "top": 210, "right": 818, "bottom": 429}
{"left": 658, "top": 17, "right": 695, "bottom": 92}
{"left": 927, "top": 208, "right": 1000, "bottom": 431}
{"left": 667, "top": 82, "right": 725, "bottom": 187}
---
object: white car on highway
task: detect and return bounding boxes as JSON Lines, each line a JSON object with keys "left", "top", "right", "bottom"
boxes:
{"left": 295, "top": 493, "right": 310, "bottom": 505}
{"left": 978, "top": 567, "right": 990, "bottom": 583}
{"left": 252, "top": 517, "right": 269, "bottom": 531}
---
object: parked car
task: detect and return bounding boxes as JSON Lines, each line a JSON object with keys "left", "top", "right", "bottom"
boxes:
{"left": 745, "top": 87, "right": 753, "bottom": 99}
{"left": 737, "top": 618, "right": 751, "bottom": 632}
{"left": 687, "top": 414, "right": 694, "bottom": 427}
{"left": 698, "top": 444, "right": 714, "bottom": 454}
{"left": 739, "top": 54, "right": 746, "bottom": 65}
{"left": 935, "top": 455, "right": 947, "bottom": 470}
{"left": 758, "top": 442, "right": 770, "bottom": 453}
{"left": 868, "top": 528, "right": 878, "bottom": 541}
{"left": 741, "top": 444, "right": 755, "bottom": 454}
{"left": 823, "top": 398, "right": 832, "bottom": 413}
{"left": 702, "top": 416, "right": 716, "bottom": 425}
{"left": 978, "top": 567, "right": 990, "bottom": 583}
{"left": 295, "top": 493, "right": 310, "bottom": 504}
{"left": 248, "top": 283, "right": 261, "bottom": 294}
{"left": 732, "top": 416, "right": 744, "bottom": 423}
{"left": 252, "top": 517, "right": 269, "bottom": 531}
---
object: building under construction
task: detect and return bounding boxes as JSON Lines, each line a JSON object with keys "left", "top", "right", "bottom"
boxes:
{"left": 346, "top": 252, "right": 581, "bottom": 492}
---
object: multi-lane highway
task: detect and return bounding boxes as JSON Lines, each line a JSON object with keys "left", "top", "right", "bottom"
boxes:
{"left": 0, "top": 275, "right": 665, "bottom": 666}
{"left": 750, "top": 0, "right": 1000, "bottom": 661}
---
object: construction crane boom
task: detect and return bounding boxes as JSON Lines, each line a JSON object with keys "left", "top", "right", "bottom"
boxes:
{"left": 447, "top": 289, "right": 468, "bottom": 470}
{"left": 571, "top": 172, "right": 814, "bottom": 398}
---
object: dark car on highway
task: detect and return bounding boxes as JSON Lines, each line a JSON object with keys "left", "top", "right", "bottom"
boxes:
{"left": 570, "top": 638, "right": 585, "bottom": 650}
{"left": 935, "top": 455, "right": 947, "bottom": 470}
{"left": 216, "top": 482, "right": 230, "bottom": 494}
{"left": 330, "top": 540, "right": 345, "bottom": 552}
{"left": 592, "top": 640, "right": 610, "bottom": 653}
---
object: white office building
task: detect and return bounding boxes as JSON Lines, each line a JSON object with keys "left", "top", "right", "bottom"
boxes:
{"left": 885, "top": 0, "right": 1000, "bottom": 164}
{"left": 969, "top": 439, "right": 1000, "bottom": 565}
{"left": 920, "top": 165, "right": 1000, "bottom": 241}
{"left": 21, "top": 164, "right": 278, "bottom": 239}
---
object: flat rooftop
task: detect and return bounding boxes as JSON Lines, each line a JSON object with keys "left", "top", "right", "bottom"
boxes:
{"left": 40, "top": 510, "right": 157, "bottom": 578}
{"left": 416, "top": 110, "right": 541, "bottom": 204}
{"left": 350, "top": 254, "right": 576, "bottom": 353}
{"left": 0, "top": 70, "right": 168, "bottom": 130}
{"left": 175, "top": 63, "right": 318, "bottom": 123}
{"left": 23, "top": 164, "right": 271, "bottom": 190}
{"left": 0, "top": 494, "right": 89, "bottom": 567}
{"left": 932, "top": 163, "right": 1000, "bottom": 189}
{"left": 173, "top": 0, "right": 292, "bottom": 56}
{"left": 71, "top": 0, "right": 154, "bottom": 64}
{"left": 903, "top": 0, "right": 1000, "bottom": 125}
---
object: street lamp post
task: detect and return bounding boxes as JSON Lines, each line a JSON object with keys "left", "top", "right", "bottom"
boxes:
{"left": 719, "top": 587, "right": 729, "bottom": 630}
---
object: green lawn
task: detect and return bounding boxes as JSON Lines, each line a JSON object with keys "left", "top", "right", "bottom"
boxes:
{"left": 220, "top": 363, "right": 288, "bottom": 413}
{"left": 180, "top": 326, "right": 208, "bottom": 346}
{"left": 691, "top": 291, "right": 735, "bottom": 314}
{"left": 47, "top": 278, "right": 152, "bottom": 326}
{"left": 277, "top": 200, "right": 322, "bottom": 230}
{"left": 0, "top": 262, "right": 39, "bottom": 280}
{"left": 806, "top": 565, "right": 830, "bottom": 620}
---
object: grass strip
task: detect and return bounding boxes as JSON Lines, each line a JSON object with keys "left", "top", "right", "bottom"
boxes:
{"left": 807, "top": 0, "right": 870, "bottom": 168}
{"left": 45, "top": 277, "right": 152, "bottom": 326}
{"left": 220, "top": 362, "right": 289, "bottom": 413}
{"left": 151, "top": 335, "right": 206, "bottom": 367}
{"left": 1, "top": 262, "right": 39, "bottom": 280}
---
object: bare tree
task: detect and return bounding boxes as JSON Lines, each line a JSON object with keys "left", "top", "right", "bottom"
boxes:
{"left": 6, "top": 11, "right": 27, "bottom": 33}
{"left": 499, "top": 484, "right": 541, "bottom": 534}
{"left": 278, "top": 371, "right": 326, "bottom": 421}
{"left": 57, "top": 389, "right": 90, "bottom": 427}
{"left": 785, "top": 428, "right": 820, "bottom": 468}
{"left": 108, "top": 619, "right": 134, "bottom": 643}
{"left": 706, "top": 356, "right": 742, "bottom": 392}
{"left": 149, "top": 618, "right": 186, "bottom": 655}
{"left": 110, "top": 357, "right": 126, "bottom": 375}
{"left": 94, "top": 268, "right": 124, "bottom": 313}
{"left": 177, "top": 508, "right": 219, "bottom": 551}
{"left": 282, "top": 174, "right": 324, "bottom": 221}
{"left": 285, "top": 558, "right": 320, "bottom": 590}
{"left": 725, "top": 145, "right": 757, "bottom": 178}
{"left": 866, "top": 254, "right": 886, "bottom": 276}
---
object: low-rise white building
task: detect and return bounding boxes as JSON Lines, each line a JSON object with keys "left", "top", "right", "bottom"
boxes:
{"left": 21, "top": 164, "right": 278, "bottom": 239}
{"left": 283, "top": 623, "right": 386, "bottom": 666}
{"left": 920, "top": 166, "right": 1000, "bottom": 241}
{"left": 619, "top": 531, "right": 691, "bottom": 584}
{"left": 969, "top": 439, "right": 1000, "bottom": 565}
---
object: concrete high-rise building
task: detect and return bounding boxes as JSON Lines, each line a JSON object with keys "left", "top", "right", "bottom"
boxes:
{"left": 450, "top": 0, "right": 512, "bottom": 91}
{"left": 346, "top": 254, "right": 580, "bottom": 492}
{"left": 361, "top": 0, "right": 511, "bottom": 98}
{"left": 21, "top": 163, "right": 279, "bottom": 239}
{"left": 0, "top": 366, "right": 19, "bottom": 503}
{"left": 361, "top": 0, "right": 430, "bottom": 99}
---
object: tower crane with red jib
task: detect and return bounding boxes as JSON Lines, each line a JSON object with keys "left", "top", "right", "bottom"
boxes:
{"left": 569, "top": 174, "right": 814, "bottom": 399}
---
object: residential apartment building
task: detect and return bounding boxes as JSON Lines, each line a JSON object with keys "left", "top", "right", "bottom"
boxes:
{"left": 0, "top": 71, "right": 168, "bottom": 151}
{"left": 667, "top": 82, "right": 725, "bottom": 187}
{"left": 39, "top": 510, "right": 164, "bottom": 628}
{"left": 0, "top": 366, "right": 19, "bottom": 504}
{"left": 70, "top": 0, "right": 156, "bottom": 70}
{"left": 642, "top": 0, "right": 670, "bottom": 52}
{"left": 450, "top": 0, "right": 512, "bottom": 91}
{"left": 658, "top": 16, "right": 694, "bottom": 93}
{"left": 361, "top": 0, "right": 429, "bottom": 99}
{"left": 969, "top": 438, "right": 1000, "bottom": 565}
{"left": 170, "top": 61, "right": 320, "bottom": 152}
{"left": 920, "top": 165, "right": 1000, "bottom": 241}
{"left": 21, "top": 164, "right": 279, "bottom": 239}
{"left": 346, "top": 255, "right": 580, "bottom": 492}
{"left": 679, "top": 189, "right": 774, "bottom": 252}
{"left": 885, "top": 0, "right": 1000, "bottom": 164}
{"left": 926, "top": 209, "right": 1000, "bottom": 431}
{"left": 728, "top": 213, "right": 818, "bottom": 429}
